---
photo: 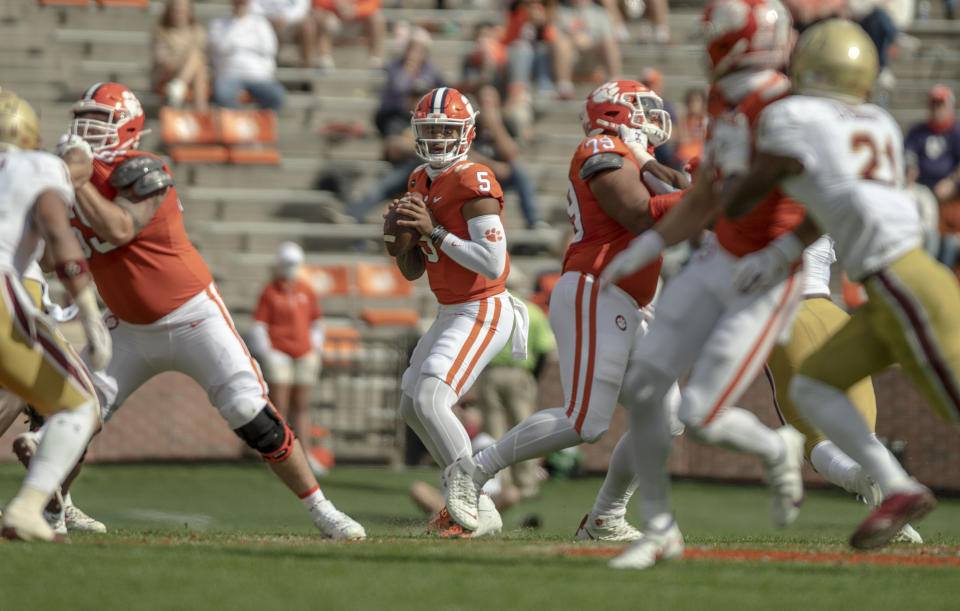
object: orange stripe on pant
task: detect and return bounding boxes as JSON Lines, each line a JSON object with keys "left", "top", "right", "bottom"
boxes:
{"left": 205, "top": 285, "right": 270, "bottom": 403}
{"left": 445, "top": 298, "right": 488, "bottom": 389}
{"left": 566, "top": 275, "right": 588, "bottom": 418}
{"left": 703, "top": 271, "right": 799, "bottom": 426}
{"left": 573, "top": 279, "right": 601, "bottom": 434}
{"left": 454, "top": 298, "right": 503, "bottom": 394}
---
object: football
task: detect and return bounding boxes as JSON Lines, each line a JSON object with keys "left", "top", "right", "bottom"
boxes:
{"left": 383, "top": 203, "right": 421, "bottom": 256}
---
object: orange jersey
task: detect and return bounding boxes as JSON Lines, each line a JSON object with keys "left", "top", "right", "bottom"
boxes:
{"left": 564, "top": 134, "right": 662, "bottom": 307}
{"left": 254, "top": 278, "right": 322, "bottom": 358}
{"left": 406, "top": 160, "right": 508, "bottom": 305}
{"left": 706, "top": 72, "right": 805, "bottom": 257}
{"left": 72, "top": 150, "right": 213, "bottom": 324}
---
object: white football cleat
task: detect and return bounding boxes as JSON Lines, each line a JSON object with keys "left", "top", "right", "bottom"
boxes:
{"left": 64, "top": 502, "right": 107, "bottom": 534}
{"left": 767, "top": 425, "right": 805, "bottom": 527}
{"left": 442, "top": 457, "right": 485, "bottom": 531}
{"left": 891, "top": 522, "right": 923, "bottom": 544}
{"left": 310, "top": 500, "right": 366, "bottom": 540}
{"left": 472, "top": 494, "right": 502, "bottom": 538}
{"left": 575, "top": 512, "right": 643, "bottom": 542}
{"left": 608, "top": 521, "right": 684, "bottom": 570}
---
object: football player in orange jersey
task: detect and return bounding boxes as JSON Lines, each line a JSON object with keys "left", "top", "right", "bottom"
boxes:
{"left": 601, "top": 0, "right": 810, "bottom": 569}
{"left": 385, "top": 87, "right": 526, "bottom": 534}
{"left": 465, "top": 80, "right": 689, "bottom": 546}
{"left": 55, "top": 82, "right": 364, "bottom": 539}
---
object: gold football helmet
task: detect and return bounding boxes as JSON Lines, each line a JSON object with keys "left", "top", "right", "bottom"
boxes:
{"left": 789, "top": 19, "right": 879, "bottom": 104}
{"left": 0, "top": 90, "right": 40, "bottom": 151}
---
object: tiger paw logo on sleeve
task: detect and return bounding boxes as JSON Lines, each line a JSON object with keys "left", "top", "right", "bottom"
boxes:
{"left": 484, "top": 228, "right": 503, "bottom": 243}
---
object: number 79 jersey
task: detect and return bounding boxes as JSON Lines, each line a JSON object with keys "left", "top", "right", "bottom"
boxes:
{"left": 564, "top": 134, "right": 662, "bottom": 307}
{"left": 755, "top": 95, "right": 922, "bottom": 281}
{"left": 406, "top": 160, "right": 508, "bottom": 305}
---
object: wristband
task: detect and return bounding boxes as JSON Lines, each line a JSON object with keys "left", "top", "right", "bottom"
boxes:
{"left": 429, "top": 225, "right": 449, "bottom": 243}
{"left": 54, "top": 258, "right": 90, "bottom": 281}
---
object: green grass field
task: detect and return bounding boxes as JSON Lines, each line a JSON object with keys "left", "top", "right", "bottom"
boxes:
{"left": 1, "top": 463, "right": 958, "bottom": 611}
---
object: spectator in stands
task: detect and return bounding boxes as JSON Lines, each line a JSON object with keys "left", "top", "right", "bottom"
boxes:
{"left": 557, "top": 0, "right": 623, "bottom": 81}
{"left": 502, "top": 0, "right": 574, "bottom": 123}
{"left": 374, "top": 25, "right": 443, "bottom": 137}
{"left": 250, "top": 242, "right": 325, "bottom": 472}
{"left": 208, "top": 0, "right": 287, "bottom": 110}
{"left": 344, "top": 29, "right": 443, "bottom": 223}
{"left": 906, "top": 84, "right": 960, "bottom": 266}
{"left": 636, "top": 0, "right": 671, "bottom": 44}
{"left": 460, "top": 21, "right": 509, "bottom": 95}
{"left": 672, "top": 87, "right": 707, "bottom": 168}
{"left": 251, "top": 0, "right": 317, "bottom": 68}
{"left": 468, "top": 85, "right": 547, "bottom": 229}
{"left": 152, "top": 0, "right": 209, "bottom": 112}
{"left": 312, "top": 0, "right": 386, "bottom": 70}
{"left": 474, "top": 269, "right": 557, "bottom": 501}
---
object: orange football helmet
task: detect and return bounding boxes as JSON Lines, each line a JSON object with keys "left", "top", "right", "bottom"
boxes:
{"left": 702, "top": 0, "right": 793, "bottom": 79}
{"left": 69, "top": 82, "right": 146, "bottom": 155}
{"left": 411, "top": 87, "right": 476, "bottom": 167}
{"left": 581, "top": 79, "right": 672, "bottom": 147}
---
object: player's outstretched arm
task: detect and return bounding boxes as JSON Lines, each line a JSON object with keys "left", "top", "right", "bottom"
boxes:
{"left": 33, "top": 190, "right": 111, "bottom": 369}
{"left": 721, "top": 151, "right": 803, "bottom": 219}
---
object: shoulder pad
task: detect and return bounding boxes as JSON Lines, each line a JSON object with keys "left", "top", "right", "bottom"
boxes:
{"left": 579, "top": 152, "right": 625, "bottom": 181}
{"left": 109, "top": 156, "right": 168, "bottom": 189}
{"left": 132, "top": 168, "right": 174, "bottom": 197}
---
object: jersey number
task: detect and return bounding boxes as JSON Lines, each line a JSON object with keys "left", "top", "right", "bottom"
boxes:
{"left": 584, "top": 136, "right": 615, "bottom": 155}
{"left": 851, "top": 132, "right": 897, "bottom": 185}
{"left": 565, "top": 179, "right": 585, "bottom": 243}
{"left": 418, "top": 237, "right": 440, "bottom": 263}
{"left": 476, "top": 171, "right": 491, "bottom": 192}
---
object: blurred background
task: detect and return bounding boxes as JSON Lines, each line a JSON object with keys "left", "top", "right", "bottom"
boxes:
{"left": 1, "top": 0, "right": 959, "bottom": 493}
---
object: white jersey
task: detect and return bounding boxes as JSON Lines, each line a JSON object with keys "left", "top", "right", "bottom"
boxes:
{"left": 0, "top": 150, "right": 73, "bottom": 276}
{"left": 803, "top": 235, "right": 835, "bottom": 298}
{"left": 755, "top": 96, "right": 922, "bottom": 281}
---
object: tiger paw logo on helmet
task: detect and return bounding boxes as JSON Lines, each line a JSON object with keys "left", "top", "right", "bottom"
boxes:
{"left": 484, "top": 228, "right": 503, "bottom": 243}
{"left": 581, "top": 79, "right": 672, "bottom": 147}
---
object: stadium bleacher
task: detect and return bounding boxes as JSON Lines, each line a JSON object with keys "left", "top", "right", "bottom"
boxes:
{"left": 3, "top": 0, "right": 959, "bottom": 466}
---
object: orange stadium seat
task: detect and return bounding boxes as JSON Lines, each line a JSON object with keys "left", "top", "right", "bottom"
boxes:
{"left": 95, "top": 0, "right": 149, "bottom": 7}
{"left": 322, "top": 325, "right": 361, "bottom": 367}
{"left": 220, "top": 108, "right": 281, "bottom": 165}
{"left": 356, "top": 262, "right": 418, "bottom": 327}
{"left": 355, "top": 262, "right": 413, "bottom": 298}
{"left": 159, "top": 107, "right": 228, "bottom": 164}
{"left": 302, "top": 264, "right": 352, "bottom": 298}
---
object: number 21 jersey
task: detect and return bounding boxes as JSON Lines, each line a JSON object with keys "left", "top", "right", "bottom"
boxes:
{"left": 755, "top": 96, "right": 922, "bottom": 281}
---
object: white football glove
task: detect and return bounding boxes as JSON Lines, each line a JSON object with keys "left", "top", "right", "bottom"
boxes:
{"left": 600, "top": 230, "right": 666, "bottom": 287}
{"left": 55, "top": 134, "right": 93, "bottom": 159}
{"left": 74, "top": 285, "right": 112, "bottom": 370}
{"left": 732, "top": 233, "right": 804, "bottom": 293}
{"left": 617, "top": 124, "right": 654, "bottom": 165}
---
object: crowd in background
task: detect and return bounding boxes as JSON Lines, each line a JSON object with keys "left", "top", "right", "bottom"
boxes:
{"left": 148, "top": 0, "right": 960, "bottom": 266}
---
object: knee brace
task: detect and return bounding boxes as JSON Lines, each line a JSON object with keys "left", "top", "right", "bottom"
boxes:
{"left": 233, "top": 406, "right": 295, "bottom": 463}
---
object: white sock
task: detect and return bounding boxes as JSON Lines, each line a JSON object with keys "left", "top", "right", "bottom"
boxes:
{"left": 792, "top": 375, "right": 914, "bottom": 496}
{"left": 809, "top": 440, "right": 861, "bottom": 493}
{"left": 590, "top": 432, "right": 638, "bottom": 517}
{"left": 299, "top": 485, "right": 327, "bottom": 511}
{"left": 22, "top": 401, "right": 97, "bottom": 496}
{"left": 474, "top": 407, "right": 583, "bottom": 476}
{"left": 626, "top": 392, "right": 675, "bottom": 530}
{"left": 688, "top": 406, "right": 782, "bottom": 463}
{"left": 413, "top": 375, "right": 471, "bottom": 466}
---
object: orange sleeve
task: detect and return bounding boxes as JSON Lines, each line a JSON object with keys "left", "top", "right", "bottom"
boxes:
{"left": 454, "top": 163, "right": 504, "bottom": 205}
{"left": 649, "top": 190, "right": 686, "bottom": 221}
